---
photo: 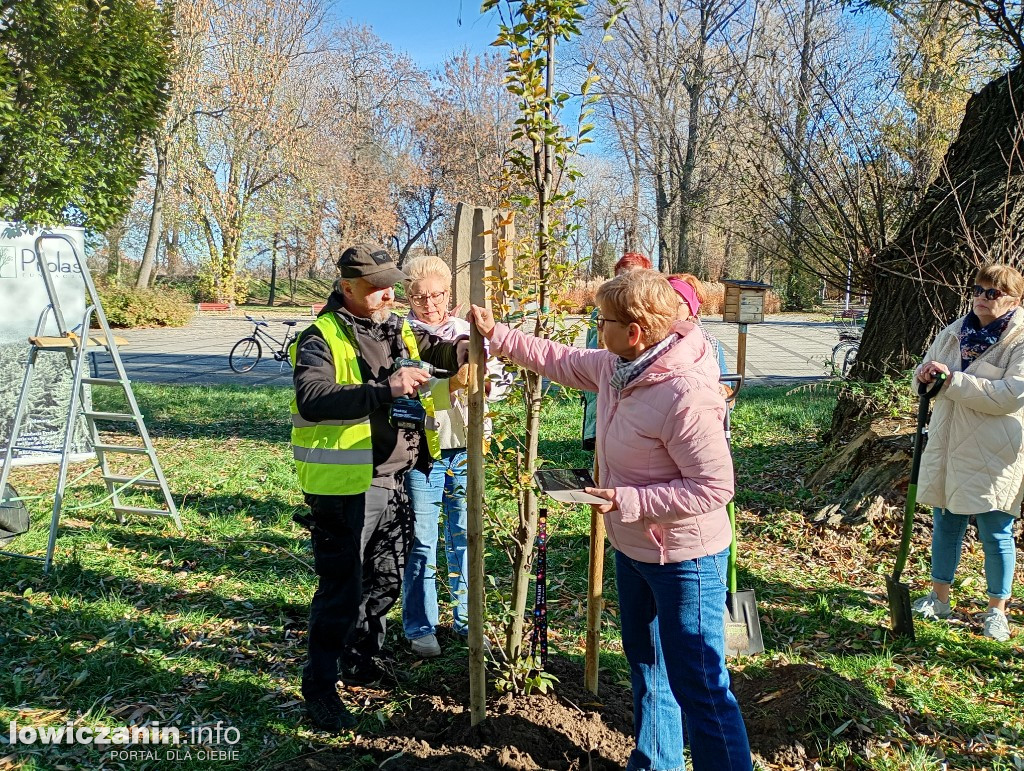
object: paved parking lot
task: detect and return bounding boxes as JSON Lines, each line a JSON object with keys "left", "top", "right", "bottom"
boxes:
{"left": 93, "top": 312, "right": 845, "bottom": 388}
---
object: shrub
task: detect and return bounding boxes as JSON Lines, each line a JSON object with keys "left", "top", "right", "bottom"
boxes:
{"left": 97, "top": 282, "right": 193, "bottom": 328}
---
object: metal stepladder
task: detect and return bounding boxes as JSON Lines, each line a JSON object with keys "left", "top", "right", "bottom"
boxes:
{"left": 0, "top": 233, "right": 182, "bottom": 572}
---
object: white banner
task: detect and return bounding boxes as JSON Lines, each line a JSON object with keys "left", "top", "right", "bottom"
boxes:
{"left": 0, "top": 223, "right": 92, "bottom": 464}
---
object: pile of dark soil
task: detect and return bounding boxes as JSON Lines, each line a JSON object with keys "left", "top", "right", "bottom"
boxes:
{"left": 284, "top": 656, "right": 899, "bottom": 770}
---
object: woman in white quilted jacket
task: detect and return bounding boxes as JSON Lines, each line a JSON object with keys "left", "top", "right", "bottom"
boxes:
{"left": 913, "top": 263, "right": 1024, "bottom": 642}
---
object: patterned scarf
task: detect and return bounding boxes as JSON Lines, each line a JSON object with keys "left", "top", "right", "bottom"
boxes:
{"left": 959, "top": 310, "right": 1014, "bottom": 371}
{"left": 696, "top": 320, "right": 720, "bottom": 361}
{"left": 609, "top": 333, "right": 679, "bottom": 392}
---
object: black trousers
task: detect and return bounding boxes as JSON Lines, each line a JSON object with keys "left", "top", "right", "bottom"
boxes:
{"left": 301, "top": 482, "right": 413, "bottom": 690}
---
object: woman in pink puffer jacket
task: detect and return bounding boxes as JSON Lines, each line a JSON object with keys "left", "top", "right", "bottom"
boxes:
{"left": 469, "top": 269, "right": 751, "bottom": 771}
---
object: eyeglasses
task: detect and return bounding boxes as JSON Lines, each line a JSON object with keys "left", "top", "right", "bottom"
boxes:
{"left": 596, "top": 315, "right": 624, "bottom": 331}
{"left": 972, "top": 285, "right": 1010, "bottom": 301}
{"left": 409, "top": 290, "right": 448, "bottom": 306}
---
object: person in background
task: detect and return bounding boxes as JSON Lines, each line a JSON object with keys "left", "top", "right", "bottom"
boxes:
{"left": 582, "top": 252, "right": 653, "bottom": 450}
{"left": 912, "top": 262, "right": 1024, "bottom": 642}
{"left": 469, "top": 269, "right": 752, "bottom": 771}
{"left": 401, "top": 255, "right": 511, "bottom": 658}
{"left": 668, "top": 273, "right": 731, "bottom": 396}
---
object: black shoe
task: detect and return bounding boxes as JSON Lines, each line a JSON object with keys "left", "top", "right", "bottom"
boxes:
{"left": 341, "top": 657, "right": 388, "bottom": 686}
{"left": 303, "top": 688, "right": 357, "bottom": 732}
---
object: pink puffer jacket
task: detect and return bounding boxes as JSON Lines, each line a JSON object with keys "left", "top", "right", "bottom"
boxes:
{"left": 490, "top": 320, "right": 734, "bottom": 564}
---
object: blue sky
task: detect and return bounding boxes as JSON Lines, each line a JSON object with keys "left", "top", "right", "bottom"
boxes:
{"left": 333, "top": 0, "right": 500, "bottom": 68}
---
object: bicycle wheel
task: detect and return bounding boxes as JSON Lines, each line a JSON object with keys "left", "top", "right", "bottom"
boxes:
{"left": 830, "top": 342, "right": 852, "bottom": 373}
{"left": 841, "top": 345, "right": 858, "bottom": 378}
{"left": 229, "top": 337, "right": 262, "bottom": 373}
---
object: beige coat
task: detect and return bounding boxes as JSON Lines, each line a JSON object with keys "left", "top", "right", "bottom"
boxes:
{"left": 917, "top": 307, "right": 1024, "bottom": 517}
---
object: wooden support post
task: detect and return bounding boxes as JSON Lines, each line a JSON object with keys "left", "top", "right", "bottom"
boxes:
{"left": 465, "top": 204, "right": 491, "bottom": 726}
{"left": 584, "top": 452, "right": 604, "bottom": 695}
{"left": 736, "top": 323, "right": 748, "bottom": 380}
{"left": 451, "top": 204, "right": 474, "bottom": 313}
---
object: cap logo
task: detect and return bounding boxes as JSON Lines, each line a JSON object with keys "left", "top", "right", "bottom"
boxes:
{"left": 370, "top": 250, "right": 390, "bottom": 265}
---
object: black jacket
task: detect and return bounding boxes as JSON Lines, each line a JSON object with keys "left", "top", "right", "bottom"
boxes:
{"left": 293, "top": 291, "right": 463, "bottom": 486}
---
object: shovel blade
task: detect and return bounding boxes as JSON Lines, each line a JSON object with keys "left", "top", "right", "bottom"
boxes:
{"left": 886, "top": 575, "right": 915, "bottom": 640}
{"left": 725, "top": 589, "right": 764, "bottom": 656}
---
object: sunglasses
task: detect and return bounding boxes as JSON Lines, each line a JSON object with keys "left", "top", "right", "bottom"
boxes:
{"left": 972, "top": 285, "right": 1011, "bottom": 301}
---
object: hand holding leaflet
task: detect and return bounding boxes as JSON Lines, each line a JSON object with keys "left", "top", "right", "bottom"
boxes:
{"left": 534, "top": 469, "right": 608, "bottom": 505}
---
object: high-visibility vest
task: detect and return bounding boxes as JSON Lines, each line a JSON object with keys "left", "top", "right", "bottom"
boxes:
{"left": 289, "top": 312, "right": 440, "bottom": 495}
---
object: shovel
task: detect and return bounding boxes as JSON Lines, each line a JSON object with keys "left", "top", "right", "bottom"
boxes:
{"left": 720, "top": 374, "right": 764, "bottom": 656}
{"left": 887, "top": 372, "right": 946, "bottom": 640}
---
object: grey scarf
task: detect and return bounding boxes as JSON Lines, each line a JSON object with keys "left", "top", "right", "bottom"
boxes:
{"left": 609, "top": 334, "right": 679, "bottom": 392}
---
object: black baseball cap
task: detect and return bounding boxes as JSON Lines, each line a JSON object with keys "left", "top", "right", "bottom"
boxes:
{"left": 337, "top": 243, "right": 407, "bottom": 288}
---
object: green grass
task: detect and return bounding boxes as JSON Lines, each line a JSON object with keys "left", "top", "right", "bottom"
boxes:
{"left": 0, "top": 384, "right": 1021, "bottom": 770}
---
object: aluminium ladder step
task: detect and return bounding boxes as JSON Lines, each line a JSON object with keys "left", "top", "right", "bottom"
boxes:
{"left": 113, "top": 505, "right": 175, "bottom": 518}
{"left": 81, "top": 377, "right": 127, "bottom": 387}
{"left": 84, "top": 411, "right": 139, "bottom": 422}
{"left": 103, "top": 475, "right": 162, "bottom": 488}
{"left": 93, "top": 443, "right": 150, "bottom": 455}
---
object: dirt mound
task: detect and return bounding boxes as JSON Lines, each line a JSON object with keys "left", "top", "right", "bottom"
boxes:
{"left": 294, "top": 657, "right": 634, "bottom": 771}
{"left": 732, "top": 662, "right": 901, "bottom": 768}
{"left": 282, "top": 656, "right": 900, "bottom": 770}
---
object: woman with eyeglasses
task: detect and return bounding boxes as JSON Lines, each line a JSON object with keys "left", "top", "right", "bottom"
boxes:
{"left": 913, "top": 262, "right": 1024, "bottom": 642}
{"left": 581, "top": 252, "right": 653, "bottom": 451}
{"left": 400, "top": 256, "right": 509, "bottom": 658}
{"left": 469, "top": 269, "right": 752, "bottom": 771}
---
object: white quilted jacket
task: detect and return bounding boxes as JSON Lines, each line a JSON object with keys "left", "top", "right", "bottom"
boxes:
{"left": 916, "top": 307, "right": 1024, "bottom": 518}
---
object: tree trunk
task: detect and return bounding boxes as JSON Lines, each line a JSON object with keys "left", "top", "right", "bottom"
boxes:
{"left": 655, "top": 138, "right": 672, "bottom": 272}
{"left": 165, "top": 227, "right": 182, "bottom": 276}
{"left": 137, "top": 140, "right": 166, "bottom": 289}
{"left": 506, "top": 27, "right": 556, "bottom": 665}
{"left": 268, "top": 231, "right": 279, "bottom": 307}
{"left": 106, "top": 216, "right": 126, "bottom": 280}
{"left": 830, "top": 63, "right": 1024, "bottom": 439}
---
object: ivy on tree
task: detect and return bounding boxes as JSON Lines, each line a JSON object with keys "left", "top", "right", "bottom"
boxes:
{"left": 0, "top": 0, "right": 172, "bottom": 230}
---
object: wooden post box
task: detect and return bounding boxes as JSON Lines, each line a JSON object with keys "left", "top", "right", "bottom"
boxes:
{"left": 721, "top": 280, "right": 772, "bottom": 379}
{"left": 723, "top": 279, "right": 771, "bottom": 324}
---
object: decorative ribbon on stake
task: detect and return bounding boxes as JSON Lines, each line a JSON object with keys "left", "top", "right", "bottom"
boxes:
{"left": 530, "top": 507, "right": 549, "bottom": 668}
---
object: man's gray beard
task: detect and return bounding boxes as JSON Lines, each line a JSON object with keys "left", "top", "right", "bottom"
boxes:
{"left": 370, "top": 308, "right": 393, "bottom": 324}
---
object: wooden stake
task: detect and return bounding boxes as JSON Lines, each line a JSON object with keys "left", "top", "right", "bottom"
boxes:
{"left": 736, "top": 323, "right": 748, "bottom": 380}
{"left": 584, "top": 450, "right": 605, "bottom": 695}
{"left": 465, "top": 204, "right": 490, "bottom": 726}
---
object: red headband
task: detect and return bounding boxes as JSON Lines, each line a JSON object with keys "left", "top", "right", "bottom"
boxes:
{"left": 668, "top": 278, "right": 701, "bottom": 318}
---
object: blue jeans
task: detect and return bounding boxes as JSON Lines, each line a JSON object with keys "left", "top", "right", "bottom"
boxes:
{"left": 403, "top": 449, "right": 469, "bottom": 638}
{"left": 930, "top": 508, "right": 1017, "bottom": 599}
{"left": 616, "top": 549, "right": 752, "bottom": 771}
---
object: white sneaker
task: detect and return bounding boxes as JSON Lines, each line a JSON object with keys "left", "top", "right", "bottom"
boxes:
{"left": 410, "top": 634, "right": 442, "bottom": 658}
{"left": 981, "top": 608, "right": 1011, "bottom": 642}
{"left": 912, "top": 590, "right": 952, "bottom": 619}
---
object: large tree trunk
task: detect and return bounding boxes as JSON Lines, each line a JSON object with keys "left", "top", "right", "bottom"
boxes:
{"left": 829, "top": 62, "right": 1024, "bottom": 440}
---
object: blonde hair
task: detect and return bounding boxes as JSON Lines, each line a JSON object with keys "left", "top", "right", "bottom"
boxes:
{"left": 595, "top": 269, "right": 678, "bottom": 344}
{"left": 976, "top": 263, "right": 1024, "bottom": 298}
{"left": 404, "top": 255, "right": 452, "bottom": 286}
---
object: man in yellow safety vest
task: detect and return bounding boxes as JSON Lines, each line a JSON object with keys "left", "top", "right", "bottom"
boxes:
{"left": 291, "top": 243, "right": 466, "bottom": 732}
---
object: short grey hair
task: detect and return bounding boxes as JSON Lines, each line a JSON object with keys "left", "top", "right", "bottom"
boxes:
{"left": 404, "top": 255, "right": 452, "bottom": 286}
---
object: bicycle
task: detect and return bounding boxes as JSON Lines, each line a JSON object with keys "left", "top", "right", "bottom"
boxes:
{"left": 229, "top": 315, "right": 301, "bottom": 373}
{"left": 830, "top": 310, "right": 865, "bottom": 378}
